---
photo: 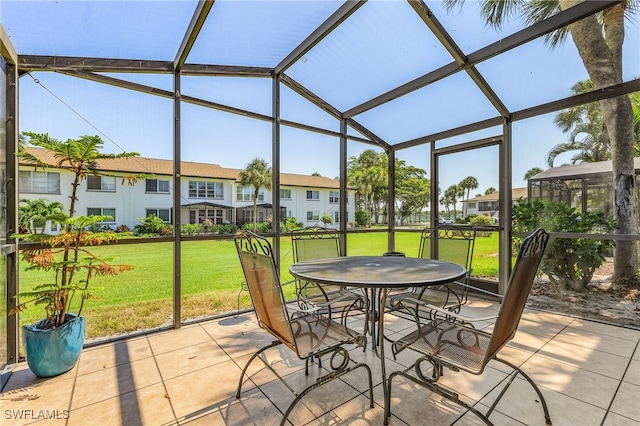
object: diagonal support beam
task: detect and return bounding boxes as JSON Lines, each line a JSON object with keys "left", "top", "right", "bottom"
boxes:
{"left": 174, "top": 0, "right": 215, "bottom": 71}
{"left": 345, "top": 0, "right": 622, "bottom": 118}
{"left": 275, "top": 0, "right": 366, "bottom": 74}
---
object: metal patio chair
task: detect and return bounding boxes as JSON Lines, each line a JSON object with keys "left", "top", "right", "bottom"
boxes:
{"left": 389, "top": 226, "right": 476, "bottom": 319}
{"left": 235, "top": 231, "right": 374, "bottom": 425}
{"left": 291, "top": 226, "right": 367, "bottom": 323}
{"left": 385, "top": 228, "right": 551, "bottom": 426}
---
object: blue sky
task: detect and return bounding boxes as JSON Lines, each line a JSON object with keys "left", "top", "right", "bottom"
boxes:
{"left": 4, "top": 0, "right": 639, "bottom": 198}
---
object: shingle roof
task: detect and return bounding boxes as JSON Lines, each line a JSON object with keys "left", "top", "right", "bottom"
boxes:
{"left": 465, "top": 187, "right": 528, "bottom": 202}
{"left": 21, "top": 147, "right": 342, "bottom": 189}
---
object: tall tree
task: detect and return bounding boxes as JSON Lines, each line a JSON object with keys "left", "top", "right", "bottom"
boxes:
{"left": 546, "top": 80, "right": 611, "bottom": 167}
{"left": 444, "top": 0, "right": 638, "bottom": 284}
{"left": 18, "top": 132, "right": 142, "bottom": 223}
{"left": 347, "top": 150, "right": 388, "bottom": 226}
{"left": 239, "top": 158, "right": 272, "bottom": 231}
{"left": 485, "top": 187, "right": 497, "bottom": 195}
{"left": 459, "top": 176, "right": 479, "bottom": 216}
{"left": 444, "top": 185, "right": 461, "bottom": 219}
{"left": 394, "top": 159, "right": 430, "bottom": 225}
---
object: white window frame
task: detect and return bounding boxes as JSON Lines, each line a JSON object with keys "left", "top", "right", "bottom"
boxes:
{"left": 87, "top": 175, "right": 116, "bottom": 192}
{"left": 19, "top": 171, "right": 60, "bottom": 194}
{"left": 237, "top": 186, "right": 264, "bottom": 201}
{"left": 280, "top": 188, "right": 292, "bottom": 199}
{"left": 306, "top": 211, "right": 320, "bottom": 221}
{"left": 329, "top": 191, "right": 339, "bottom": 204}
{"left": 306, "top": 190, "right": 320, "bottom": 200}
{"left": 87, "top": 207, "right": 116, "bottom": 223}
{"left": 146, "top": 208, "right": 171, "bottom": 223}
{"left": 146, "top": 178, "right": 170, "bottom": 194}
{"left": 189, "top": 180, "right": 223, "bottom": 199}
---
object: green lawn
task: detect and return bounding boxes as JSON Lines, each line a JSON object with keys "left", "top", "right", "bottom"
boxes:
{"left": 16, "top": 231, "right": 500, "bottom": 339}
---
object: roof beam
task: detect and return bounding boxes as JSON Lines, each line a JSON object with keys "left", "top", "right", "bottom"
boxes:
{"left": 275, "top": 0, "right": 365, "bottom": 74}
{"left": 17, "top": 55, "right": 272, "bottom": 77}
{"left": 57, "top": 70, "right": 372, "bottom": 144}
{"left": 17, "top": 56, "right": 173, "bottom": 73}
{"left": 344, "top": 0, "right": 622, "bottom": 118}
{"left": 393, "top": 77, "right": 640, "bottom": 151}
{"left": 174, "top": 0, "right": 215, "bottom": 71}
{"left": 409, "top": 0, "right": 509, "bottom": 117}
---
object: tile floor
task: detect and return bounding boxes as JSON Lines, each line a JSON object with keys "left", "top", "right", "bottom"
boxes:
{"left": 2, "top": 299, "right": 639, "bottom": 426}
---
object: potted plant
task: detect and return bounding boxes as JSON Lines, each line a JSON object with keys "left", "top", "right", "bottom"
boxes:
{"left": 11, "top": 132, "right": 142, "bottom": 377}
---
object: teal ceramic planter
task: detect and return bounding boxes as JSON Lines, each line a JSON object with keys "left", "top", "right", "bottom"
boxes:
{"left": 22, "top": 314, "right": 85, "bottom": 378}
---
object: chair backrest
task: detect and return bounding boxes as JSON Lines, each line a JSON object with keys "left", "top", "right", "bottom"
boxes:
{"left": 485, "top": 228, "right": 549, "bottom": 360}
{"left": 292, "top": 226, "right": 340, "bottom": 262}
{"left": 418, "top": 226, "right": 475, "bottom": 276}
{"left": 235, "top": 231, "right": 297, "bottom": 352}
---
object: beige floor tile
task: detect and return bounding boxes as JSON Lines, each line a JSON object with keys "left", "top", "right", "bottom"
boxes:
{"left": 1, "top": 372, "right": 76, "bottom": 426}
{"left": 602, "top": 411, "right": 640, "bottom": 426}
{"left": 154, "top": 340, "right": 230, "bottom": 380}
{"left": 522, "top": 353, "right": 619, "bottom": 409}
{"left": 67, "top": 382, "right": 175, "bottom": 426}
{"left": 71, "top": 356, "right": 162, "bottom": 410}
{"left": 178, "top": 387, "right": 282, "bottom": 426}
{"left": 553, "top": 327, "right": 639, "bottom": 358}
{"left": 623, "top": 360, "right": 639, "bottom": 386}
{"left": 483, "top": 376, "right": 606, "bottom": 426}
{"left": 147, "top": 324, "right": 213, "bottom": 355}
{"left": 609, "top": 381, "right": 640, "bottom": 421}
{"left": 77, "top": 337, "right": 153, "bottom": 376}
{"left": 537, "top": 338, "right": 631, "bottom": 380}
{"left": 566, "top": 319, "right": 640, "bottom": 341}
{"left": 164, "top": 359, "right": 243, "bottom": 420}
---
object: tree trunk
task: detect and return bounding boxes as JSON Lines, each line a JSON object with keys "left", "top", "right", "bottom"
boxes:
{"left": 561, "top": 0, "right": 638, "bottom": 284}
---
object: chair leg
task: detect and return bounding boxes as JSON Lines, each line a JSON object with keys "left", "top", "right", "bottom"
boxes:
{"left": 494, "top": 357, "right": 552, "bottom": 425}
{"left": 236, "top": 341, "right": 281, "bottom": 398}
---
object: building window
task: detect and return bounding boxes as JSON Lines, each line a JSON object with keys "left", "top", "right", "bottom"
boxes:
{"left": 87, "top": 175, "right": 116, "bottom": 192}
{"left": 329, "top": 191, "right": 339, "bottom": 203}
{"left": 188, "top": 181, "right": 223, "bottom": 199}
{"left": 333, "top": 211, "right": 339, "bottom": 223}
{"left": 280, "top": 188, "right": 291, "bottom": 199}
{"left": 19, "top": 171, "right": 60, "bottom": 194}
{"left": 87, "top": 207, "right": 116, "bottom": 222}
{"left": 146, "top": 208, "right": 171, "bottom": 222}
{"left": 146, "top": 179, "right": 170, "bottom": 193}
{"left": 237, "top": 186, "right": 264, "bottom": 201}
{"left": 306, "top": 190, "right": 319, "bottom": 200}
{"left": 468, "top": 202, "right": 477, "bottom": 209}
{"left": 306, "top": 211, "right": 319, "bottom": 221}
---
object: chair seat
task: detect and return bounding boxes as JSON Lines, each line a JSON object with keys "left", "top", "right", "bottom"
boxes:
{"left": 289, "top": 313, "right": 365, "bottom": 355}
{"left": 392, "top": 319, "right": 490, "bottom": 374}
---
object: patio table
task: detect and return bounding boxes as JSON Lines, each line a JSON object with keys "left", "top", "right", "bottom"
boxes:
{"left": 289, "top": 255, "right": 466, "bottom": 413}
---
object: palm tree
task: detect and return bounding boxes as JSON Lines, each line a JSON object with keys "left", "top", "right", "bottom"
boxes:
{"left": 459, "top": 176, "right": 479, "bottom": 216}
{"left": 546, "top": 80, "right": 611, "bottom": 167}
{"left": 347, "top": 150, "right": 388, "bottom": 226}
{"left": 239, "top": 158, "right": 272, "bottom": 231}
{"left": 444, "top": 185, "right": 461, "bottom": 219}
{"left": 18, "top": 198, "right": 65, "bottom": 234}
{"left": 444, "top": 0, "right": 638, "bottom": 285}
{"left": 484, "top": 187, "right": 497, "bottom": 195}
{"left": 524, "top": 168, "right": 544, "bottom": 180}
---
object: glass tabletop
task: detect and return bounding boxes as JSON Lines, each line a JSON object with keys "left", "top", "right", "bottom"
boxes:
{"left": 289, "top": 256, "right": 466, "bottom": 289}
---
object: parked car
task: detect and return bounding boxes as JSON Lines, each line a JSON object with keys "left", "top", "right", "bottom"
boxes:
{"left": 438, "top": 218, "right": 453, "bottom": 225}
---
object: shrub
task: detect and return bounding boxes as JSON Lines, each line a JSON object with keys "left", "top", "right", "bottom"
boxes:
{"left": 135, "top": 214, "right": 168, "bottom": 236}
{"left": 512, "top": 199, "right": 615, "bottom": 291}
{"left": 355, "top": 210, "right": 369, "bottom": 227}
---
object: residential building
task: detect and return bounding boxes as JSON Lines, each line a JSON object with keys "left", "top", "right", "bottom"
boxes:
{"left": 462, "top": 187, "right": 528, "bottom": 223}
{"left": 18, "top": 148, "right": 354, "bottom": 232}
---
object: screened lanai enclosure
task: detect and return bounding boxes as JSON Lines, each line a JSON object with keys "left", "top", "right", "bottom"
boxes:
{"left": 1, "top": 0, "right": 639, "bottom": 378}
